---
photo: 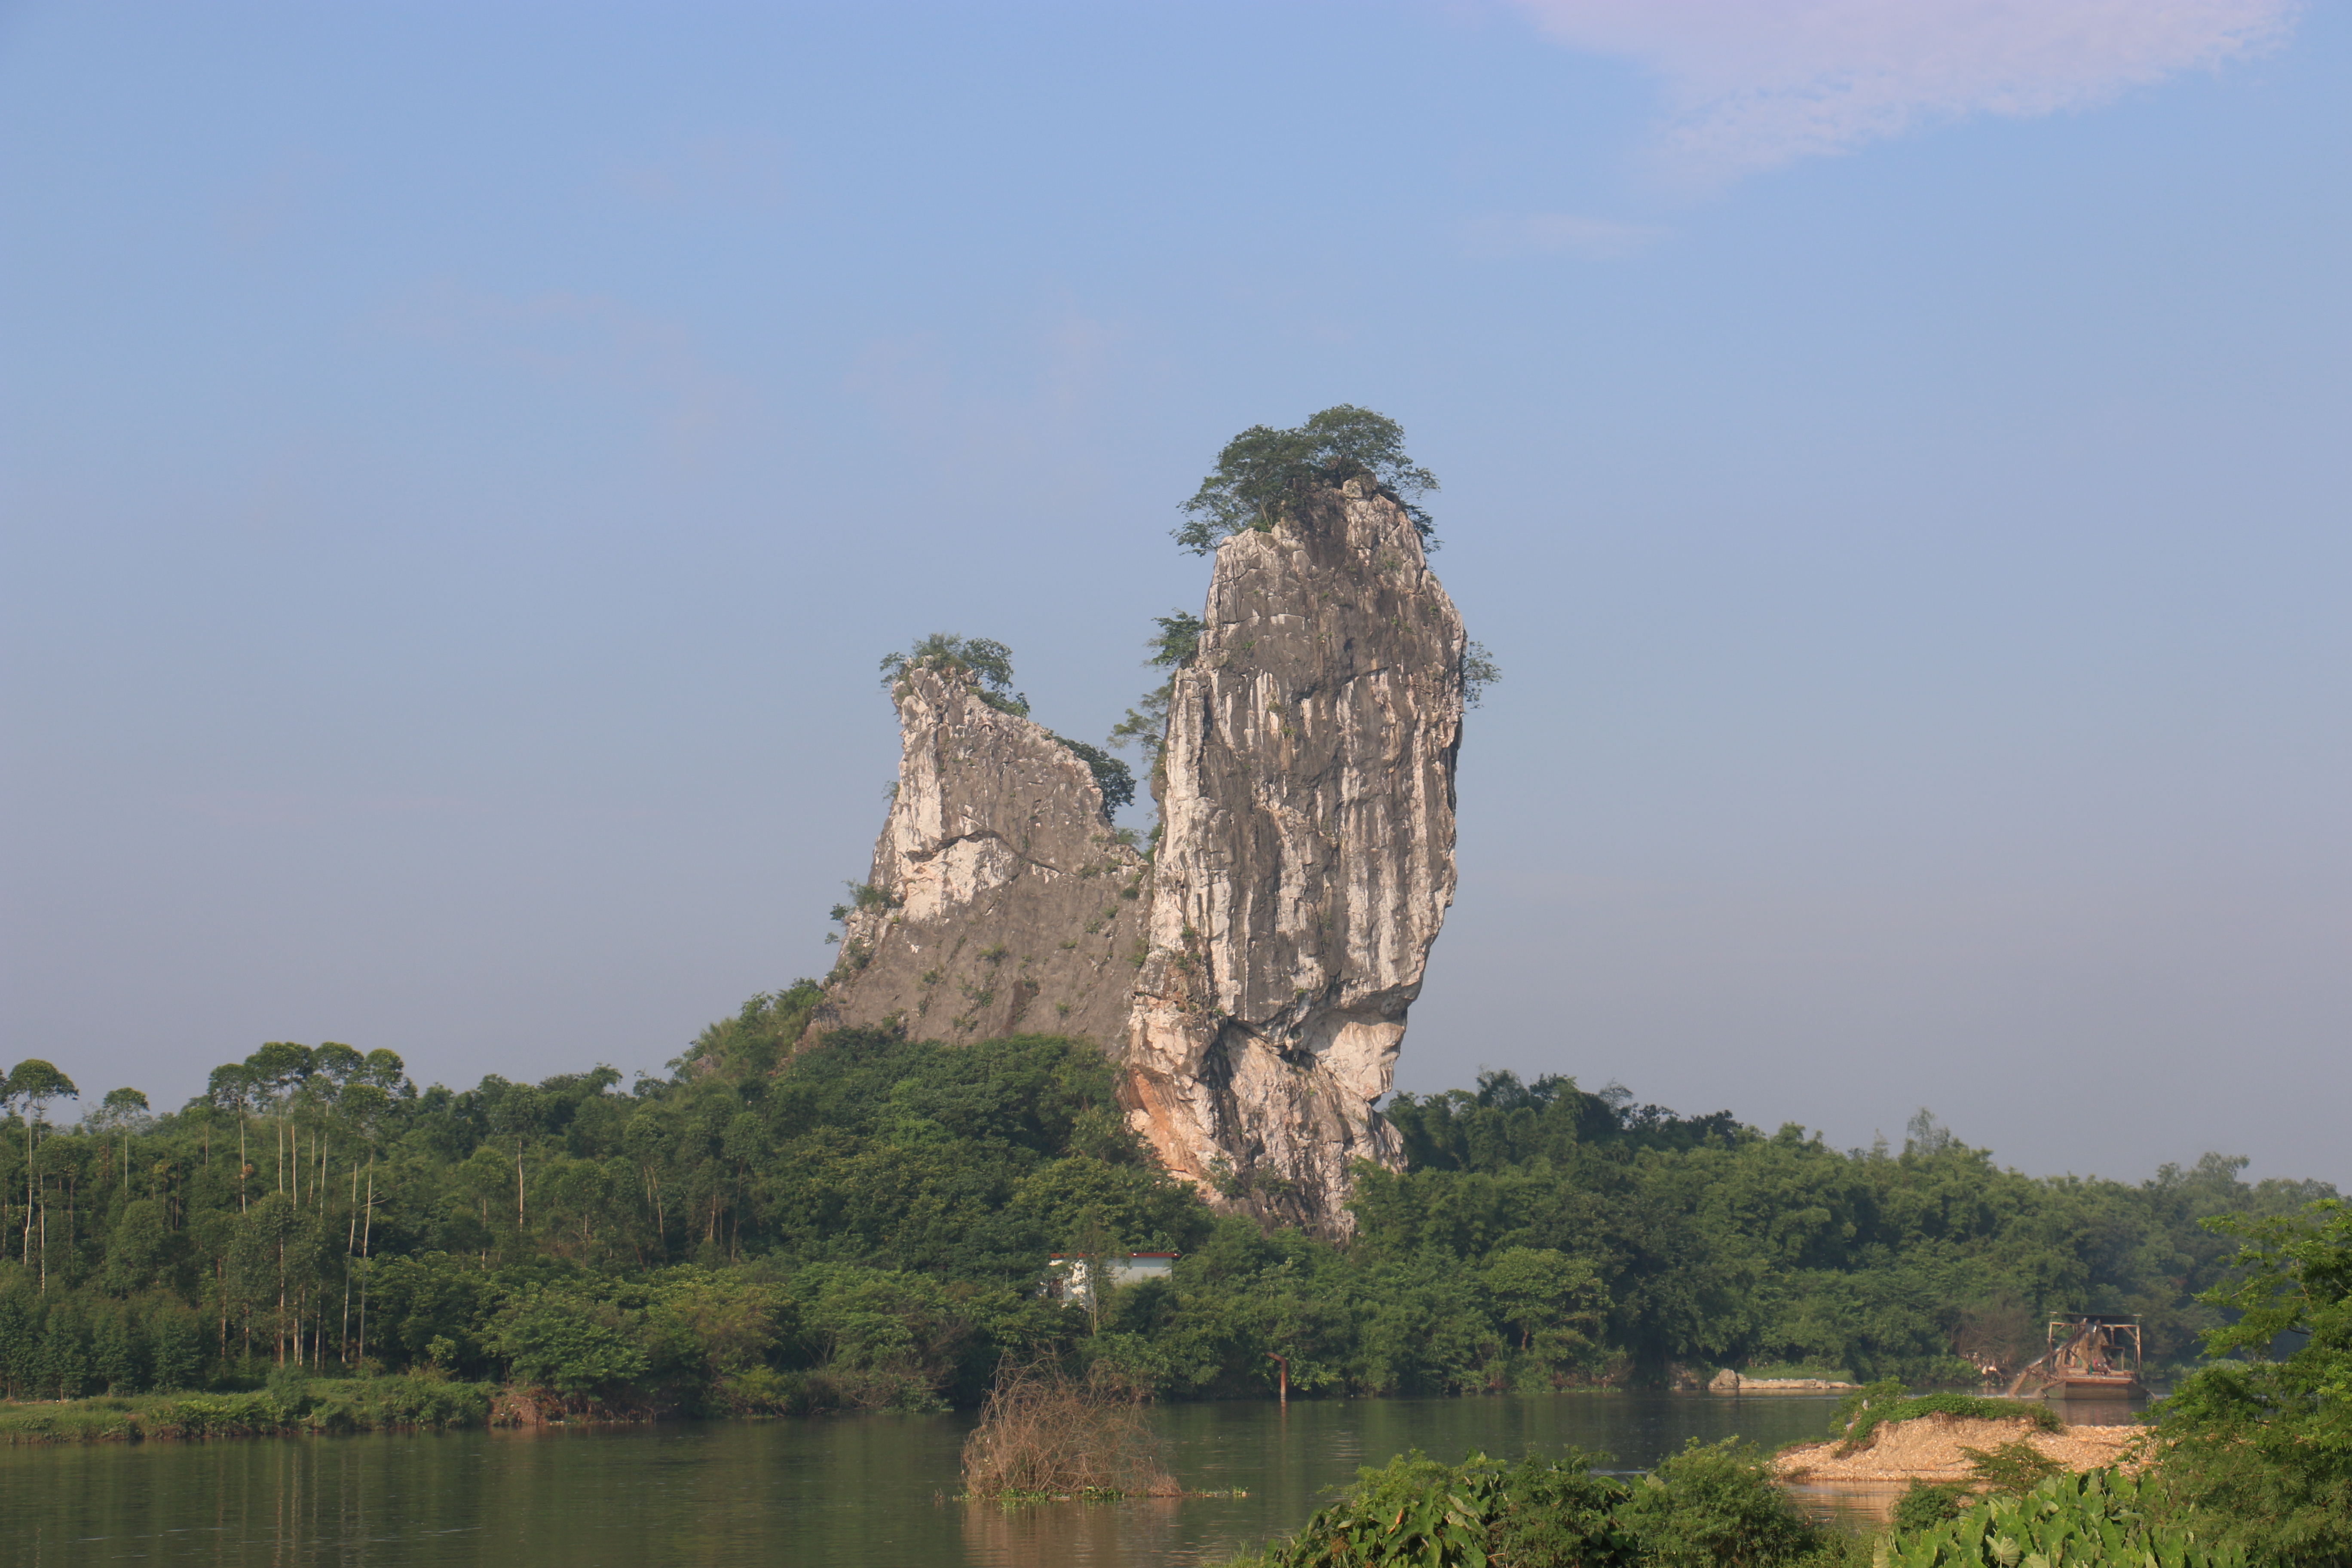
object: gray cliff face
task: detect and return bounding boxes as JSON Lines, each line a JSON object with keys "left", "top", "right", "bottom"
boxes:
{"left": 1121, "top": 482, "right": 1465, "bottom": 1232}
{"left": 811, "top": 484, "right": 1463, "bottom": 1234}
{"left": 812, "top": 666, "right": 1151, "bottom": 1048}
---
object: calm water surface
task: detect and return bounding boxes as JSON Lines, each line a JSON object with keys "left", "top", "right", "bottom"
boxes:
{"left": 3, "top": 1393, "right": 2134, "bottom": 1567}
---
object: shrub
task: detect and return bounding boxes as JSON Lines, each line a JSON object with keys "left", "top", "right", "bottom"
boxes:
{"left": 1888, "top": 1481, "right": 1974, "bottom": 1534}
{"left": 1616, "top": 1437, "right": 1823, "bottom": 1568}
{"left": 2147, "top": 1197, "right": 2352, "bottom": 1568}
{"left": 960, "top": 1360, "right": 1177, "bottom": 1498}
{"left": 1881, "top": 1470, "right": 2244, "bottom": 1568}
{"left": 1242, "top": 1451, "right": 1515, "bottom": 1568}
{"left": 1831, "top": 1381, "right": 2060, "bottom": 1454}
{"left": 1958, "top": 1439, "right": 2065, "bottom": 1497}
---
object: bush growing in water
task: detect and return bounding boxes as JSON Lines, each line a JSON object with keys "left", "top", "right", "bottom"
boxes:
{"left": 960, "top": 1360, "right": 1177, "bottom": 1498}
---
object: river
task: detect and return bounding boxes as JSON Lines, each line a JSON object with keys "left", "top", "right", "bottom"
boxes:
{"left": 2, "top": 1392, "right": 2138, "bottom": 1566}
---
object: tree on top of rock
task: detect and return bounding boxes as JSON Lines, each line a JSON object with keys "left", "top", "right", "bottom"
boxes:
{"left": 1175, "top": 404, "right": 1438, "bottom": 554}
{"left": 879, "top": 633, "right": 1028, "bottom": 717}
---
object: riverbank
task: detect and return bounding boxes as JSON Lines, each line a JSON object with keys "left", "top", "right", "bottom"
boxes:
{"left": 0, "top": 1375, "right": 496, "bottom": 1444}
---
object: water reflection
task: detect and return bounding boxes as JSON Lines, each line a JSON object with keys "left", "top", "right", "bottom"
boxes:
{"left": 0, "top": 1393, "right": 1875, "bottom": 1568}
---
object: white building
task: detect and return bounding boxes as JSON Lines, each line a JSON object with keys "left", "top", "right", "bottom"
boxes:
{"left": 1041, "top": 1252, "right": 1177, "bottom": 1306}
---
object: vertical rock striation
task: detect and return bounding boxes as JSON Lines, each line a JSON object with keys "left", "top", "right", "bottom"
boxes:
{"left": 812, "top": 666, "right": 1151, "bottom": 1049}
{"left": 810, "top": 483, "right": 1464, "bottom": 1234}
{"left": 1121, "top": 481, "right": 1464, "bottom": 1232}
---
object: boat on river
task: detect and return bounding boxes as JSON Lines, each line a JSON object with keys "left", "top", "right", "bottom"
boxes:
{"left": 2004, "top": 1314, "right": 2144, "bottom": 1399}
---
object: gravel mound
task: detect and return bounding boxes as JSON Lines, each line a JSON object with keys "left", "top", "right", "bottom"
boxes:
{"left": 1772, "top": 1412, "right": 2144, "bottom": 1483}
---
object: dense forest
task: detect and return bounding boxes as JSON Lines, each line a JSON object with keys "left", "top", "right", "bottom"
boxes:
{"left": 0, "top": 997, "right": 2335, "bottom": 1415}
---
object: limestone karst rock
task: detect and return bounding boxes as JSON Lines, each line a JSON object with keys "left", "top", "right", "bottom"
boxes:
{"left": 811, "top": 482, "right": 1464, "bottom": 1234}
{"left": 811, "top": 665, "right": 1152, "bottom": 1049}
{"left": 1120, "top": 481, "right": 1464, "bottom": 1231}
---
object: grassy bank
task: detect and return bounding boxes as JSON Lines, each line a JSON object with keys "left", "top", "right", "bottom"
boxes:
{"left": 0, "top": 1375, "right": 495, "bottom": 1444}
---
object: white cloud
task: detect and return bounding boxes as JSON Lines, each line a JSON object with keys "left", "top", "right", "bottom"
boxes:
{"left": 1506, "top": 0, "right": 2301, "bottom": 178}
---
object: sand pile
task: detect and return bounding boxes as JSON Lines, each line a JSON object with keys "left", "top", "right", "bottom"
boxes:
{"left": 1773, "top": 1413, "right": 2144, "bottom": 1484}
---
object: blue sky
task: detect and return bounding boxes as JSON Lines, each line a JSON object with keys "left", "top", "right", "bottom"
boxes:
{"left": 3, "top": 1, "right": 2345, "bottom": 1186}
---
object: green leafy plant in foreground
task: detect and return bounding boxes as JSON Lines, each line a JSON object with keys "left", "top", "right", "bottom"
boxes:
{"left": 1957, "top": 1441, "right": 2065, "bottom": 1498}
{"left": 1877, "top": 1470, "right": 2243, "bottom": 1568}
{"left": 1887, "top": 1482, "right": 1974, "bottom": 1534}
{"left": 2145, "top": 1197, "right": 2352, "bottom": 1568}
{"left": 1618, "top": 1438, "right": 1825, "bottom": 1568}
{"left": 1228, "top": 1441, "right": 1828, "bottom": 1568}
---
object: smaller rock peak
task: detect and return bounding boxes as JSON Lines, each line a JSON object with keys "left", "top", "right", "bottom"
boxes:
{"left": 808, "top": 654, "right": 1152, "bottom": 1053}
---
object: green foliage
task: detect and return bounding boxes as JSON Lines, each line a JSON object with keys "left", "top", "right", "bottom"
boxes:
{"left": 879, "top": 632, "right": 1028, "bottom": 715}
{"left": 1880, "top": 1470, "right": 2244, "bottom": 1568}
{"left": 1236, "top": 1448, "right": 1636, "bottom": 1568}
{"left": 1832, "top": 1384, "right": 2060, "bottom": 1455}
{"left": 1230, "top": 1444, "right": 1849, "bottom": 1568}
{"left": 1889, "top": 1481, "right": 1975, "bottom": 1534}
{"left": 1109, "top": 609, "right": 1207, "bottom": 764}
{"left": 1461, "top": 640, "right": 1501, "bottom": 709}
{"left": 5, "top": 1058, "right": 80, "bottom": 1112}
{"left": 1, "top": 1017, "right": 2339, "bottom": 1453}
{"left": 682, "top": 982, "right": 826, "bottom": 1077}
{"left": 1616, "top": 1438, "right": 1824, "bottom": 1568}
{"left": 1176, "top": 406, "right": 1438, "bottom": 555}
{"left": 1052, "top": 735, "right": 1137, "bottom": 814}
{"left": 0, "top": 1377, "right": 495, "bottom": 1444}
{"left": 492, "top": 1285, "right": 651, "bottom": 1394}
{"left": 2146, "top": 1197, "right": 2352, "bottom": 1567}
{"left": 1959, "top": 1440, "right": 2067, "bottom": 1497}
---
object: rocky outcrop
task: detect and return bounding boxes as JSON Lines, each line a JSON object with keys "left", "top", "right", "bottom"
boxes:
{"left": 810, "top": 481, "right": 1465, "bottom": 1236}
{"left": 812, "top": 667, "right": 1151, "bottom": 1047}
{"left": 1120, "top": 481, "right": 1465, "bottom": 1232}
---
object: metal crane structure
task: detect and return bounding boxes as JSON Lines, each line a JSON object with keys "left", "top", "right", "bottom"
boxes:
{"left": 2004, "top": 1314, "right": 2144, "bottom": 1399}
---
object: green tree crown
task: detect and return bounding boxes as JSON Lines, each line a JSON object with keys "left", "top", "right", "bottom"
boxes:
{"left": 878, "top": 632, "right": 1027, "bottom": 717}
{"left": 1176, "top": 405, "right": 1438, "bottom": 554}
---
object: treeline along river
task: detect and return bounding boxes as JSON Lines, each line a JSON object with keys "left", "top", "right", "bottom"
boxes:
{"left": 0, "top": 995, "right": 2336, "bottom": 1413}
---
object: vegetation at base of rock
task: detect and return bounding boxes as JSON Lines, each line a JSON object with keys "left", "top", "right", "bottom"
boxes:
{"left": 1176, "top": 405, "right": 1439, "bottom": 554}
{"left": 1831, "top": 1383, "right": 2062, "bottom": 1455}
{"left": 1877, "top": 1470, "right": 2245, "bottom": 1568}
{"left": 959, "top": 1358, "right": 1177, "bottom": 1498}
{"left": 1221, "top": 1439, "right": 1832, "bottom": 1568}
{"left": 0, "top": 1034, "right": 2340, "bottom": 1451}
{"left": 2142, "top": 1197, "right": 2352, "bottom": 1568}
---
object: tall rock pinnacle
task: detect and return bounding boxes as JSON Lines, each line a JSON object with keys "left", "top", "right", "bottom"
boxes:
{"left": 810, "top": 480, "right": 1464, "bottom": 1234}
{"left": 1121, "top": 479, "right": 1464, "bottom": 1231}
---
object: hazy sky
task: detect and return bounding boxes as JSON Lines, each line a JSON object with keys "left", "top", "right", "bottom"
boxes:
{"left": 4, "top": 1, "right": 2345, "bottom": 1188}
